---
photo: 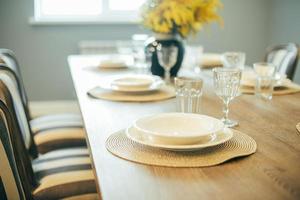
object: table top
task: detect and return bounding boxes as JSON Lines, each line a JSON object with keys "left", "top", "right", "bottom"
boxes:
{"left": 68, "top": 55, "right": 300, "bottom": 200}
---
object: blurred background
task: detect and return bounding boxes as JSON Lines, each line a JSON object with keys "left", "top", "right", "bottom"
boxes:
{"left": 0, "top": 0, "right": 299, "bottom": 100}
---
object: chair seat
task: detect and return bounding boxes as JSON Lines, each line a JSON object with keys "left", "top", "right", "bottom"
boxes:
{"left": 32, "top": 148, "right": 98, "bottom": 200}
{"left": 30, "top": 113, "right": 83, "bottom": 134}
{"left": 34, "top": 127, "right": 87, "bottom": 154}
{"left": 29, "top": 100, "right": 81, "bottom": 118}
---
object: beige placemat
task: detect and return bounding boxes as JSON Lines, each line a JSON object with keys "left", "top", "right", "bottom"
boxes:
{"left": 200, "top": 53, "right": 223, "bottom": 68}
{"left": 106, "top": 129, "right": 257, "bottom": 167}
{"left": 296, "top": 123, "right": 300, "bottom": 134}
{"left": 241, "top": 81, "right": 300, "bottom": 95}
{"left": 87, "top": 86, "right": 175, "bottom": 102}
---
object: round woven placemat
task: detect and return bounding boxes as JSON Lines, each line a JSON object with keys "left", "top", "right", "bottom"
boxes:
{"left": 241, "top": 81, "right": 300, "bottom": 95}
{"left": 88, "top": 85, "right": 175, "bottom": 102}
{"left": 106, "top": 129, "right": 257, "bottom": 167}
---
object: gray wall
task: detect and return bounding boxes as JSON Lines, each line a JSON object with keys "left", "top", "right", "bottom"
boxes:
{"left": 0, "top": 0, "right": 299, "bottom": 100}
{"left": 268, "top": 0, "right": 300, "bottom": 83}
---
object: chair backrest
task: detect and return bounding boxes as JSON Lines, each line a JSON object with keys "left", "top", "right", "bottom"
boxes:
{"left": 0, "top": 86, "right": 37, "bottom": 199}
{"left": 0, "top": 49, "right": 29, "bottom": 111}
{"left": 0, "top": 49, "right": 20, "bottom": 74}
{"left": 0, "top": 64, "right": 38, "bottom": 157}
{"left": 265, "top": 43, "right": 299, "bottom": 79}
{"left": 0, "top": 105, "right": 25, "bottom": 200}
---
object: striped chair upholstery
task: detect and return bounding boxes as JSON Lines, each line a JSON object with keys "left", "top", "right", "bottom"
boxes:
{"left": 0, "top": 83, "right": 98, "bottom": 200}
{"left": 265, "top": 43, "right": 299, "bottom": 80}
{"left": 0, "top": 64, "right": 86, "bottom": 155}
{"left": 0, "top": 49, "right": 84, "bottom": 133}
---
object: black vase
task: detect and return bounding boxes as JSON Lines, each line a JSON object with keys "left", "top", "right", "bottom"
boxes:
{"left": 145, "top": 34, "right": 185, "bottom": 77}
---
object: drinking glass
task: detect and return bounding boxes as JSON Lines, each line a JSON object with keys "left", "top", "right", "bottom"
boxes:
{"left": 175, "top": 77, "right": 203, "bottom": 113}
{"left": 132, "top": 34, "right": 148, "bottom": 73}
{"left": 213, "top": 68, "right": 242, "bottom": 127}
{"left": 184, "top": 45, "right": 203, "bottom": 74}
{"left": 222, "top": 52, "right": 246, "bottom": 70}
{"left": 253, "top": 62, "right": 275, "bottom": 100}
{"left": 157, "top": 44, "right": 178, "bottom": 84}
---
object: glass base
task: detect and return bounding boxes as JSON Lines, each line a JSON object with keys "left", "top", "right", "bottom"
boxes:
{"left": 221, "top": 118, "right": 238, "bottom": 128}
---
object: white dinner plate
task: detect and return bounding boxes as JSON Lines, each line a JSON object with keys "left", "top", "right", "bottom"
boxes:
{"left": 99, "top": 75, "right": 164, "bottom": 92}
{"left": 133, "top": 113, "right": 224, "bottom": 145}
{"left": 126, "top": 126, "right": 233, "bottom": 151}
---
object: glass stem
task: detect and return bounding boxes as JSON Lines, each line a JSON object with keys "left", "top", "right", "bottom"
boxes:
{"left": 223, "top": 99, "right": 230, "bottom": 122}
{"left": 165, "top": 69, "right": 171, "bottom": 84}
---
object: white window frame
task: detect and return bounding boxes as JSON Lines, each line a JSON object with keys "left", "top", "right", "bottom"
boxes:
{"left": 30, "top": 0, "right": 143, "bottom": 25}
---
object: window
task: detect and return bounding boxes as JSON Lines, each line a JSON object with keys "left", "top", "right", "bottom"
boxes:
{"left": 32, "top": 0, "right": 146, "bottom": 24}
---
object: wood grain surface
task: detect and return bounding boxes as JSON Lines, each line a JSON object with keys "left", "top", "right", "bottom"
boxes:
{"left": 68, "top": 55, "right": 300, "bottom": 200}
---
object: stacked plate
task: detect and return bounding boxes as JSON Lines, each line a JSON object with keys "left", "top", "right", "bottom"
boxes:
{"left": 99, "top": 74, "right": 165, "bottom": 93}
{"left": 98, "top": 55, "right": 133, "bottom": 69}
{"left": 126, "top": 113, "right": 233, "bottom": 151}
{"left": 99, "top": 60, "right": 128, "bottom": 69}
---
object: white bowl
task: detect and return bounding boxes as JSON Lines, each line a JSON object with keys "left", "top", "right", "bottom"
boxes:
{"left": 98, "top": 75, "right": 164, "bottom": 93}
{"left": 133, "top": 113, "right": 224, "bottom": 145}
{"left": 111, "top": 74, "right": 156, "bottom": 89}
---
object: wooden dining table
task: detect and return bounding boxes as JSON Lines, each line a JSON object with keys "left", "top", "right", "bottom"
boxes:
{"left": 68, "top": 55, "right": 300, "bottom": 200}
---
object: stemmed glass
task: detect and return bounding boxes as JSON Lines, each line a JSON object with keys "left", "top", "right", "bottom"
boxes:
{"left": 157, "top": 44, "right": 178, "bottom": 84}
{"left": 221, "top": 52, "right": 246, "bottom": 70}
{"left": 213, "top": 68, "right": 242, "bottom": 127}
{"left": 144, "top": 46, "right": 154, "bottom": 74}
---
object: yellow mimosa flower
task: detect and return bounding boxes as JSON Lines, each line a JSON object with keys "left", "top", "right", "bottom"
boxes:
{"left": 141, "top": 0, "right": 222, "bottom": 38}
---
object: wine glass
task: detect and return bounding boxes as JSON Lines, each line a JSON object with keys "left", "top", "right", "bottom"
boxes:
{"left": 144, "top": 46, "right": 154, "bottom": 74}
{"left": 213, "top": 68, "right": 242, "bottom": 127}
{"left": 156, "top": 44, "right": 178, "bottom": 84}
{"left": 221, "top": 52, "right": 246, "bottom": 70}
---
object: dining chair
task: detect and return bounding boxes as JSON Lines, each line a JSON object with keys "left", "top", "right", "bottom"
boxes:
{"left": 265, "top": 43, "right": 299, "bottom": 79}
{"left": 0, "top": 89, "right": 98, "bottom": 199}
{"left": 0, "top": 48, "right": 84, "bottom": 134}
{"left": 0, "top": 64, "right": 87, "bottom": 155}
